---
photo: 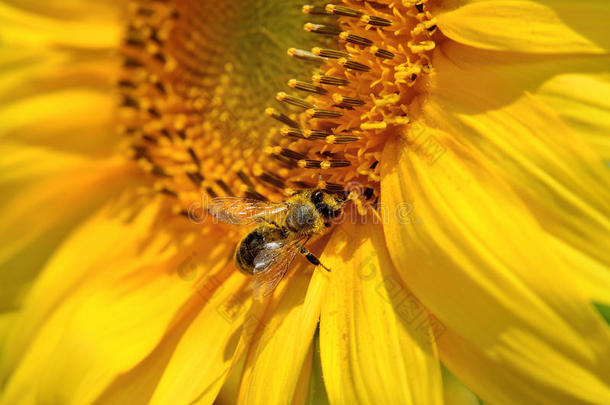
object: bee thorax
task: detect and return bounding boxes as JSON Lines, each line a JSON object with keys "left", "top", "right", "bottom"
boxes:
{"left": 286, "top": 204, "right": 317, "bottom": 232}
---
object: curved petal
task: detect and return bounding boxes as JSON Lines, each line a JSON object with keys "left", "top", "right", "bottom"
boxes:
{"left": 0, "top": 144, "right": 137, "bottom": 312}
{"left": 0, "top": 2, "right": 122, "bottom": 50}
{"left": 537, "top": 72, "right": 610, "bottom": 160}
{"left": 0, "top": 89, "right": 121, "bottom": 154}
{"left": 319, "top": 221, "right": 443, "bottom": 405}
{"left": 0, "top": 197, "right": 234, "bottom": 405}
{"left": 381, "top": 133, "right": 610, "bottom": 404}
{"left": 94, "top": 268, "right": 247, "bottom": 405}
{"left": 436, "top": 0, "right": 610, "bottom": 54}
{"left": 237, "top": 262, "right": 328, "bottom": 405}
{"left": 420, "top": 43, "right": 610, "bottom": 296}
{"left": 425, "top": 41, "right": 610, "bottom": 163}
{"left": 148, "top": 270, "right": 253, "bottom": 405}
{"left": 292, "top": 343, "right": 314, "bottom": 405}
{"left": 0, "top": 2, "right": 123, "bottom": 155}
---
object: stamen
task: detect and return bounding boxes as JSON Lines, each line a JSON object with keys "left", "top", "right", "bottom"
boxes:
{"left": 288, "top": 79, "right": 328, "bottom": 95}
{"left": 276, "top": 92, "right": 315, "bottom": 109}
{"left": 259, "top": 172, "right": 286, "bottom": 188}
{"left": 312, "top": 47, "right": 350, "bottom": 59}
{"left": 187, "top": 148, "right": 200, "bottom": 167}
{"left": 298, "top": 159, "right": 351, "bottom": 169}
{"left": 372, "top": 47, "right": 395, "bottom": 60}
{"left": 245, "top": 190, "right": 268, "bottom": 201}
{"left": 302, "top": 5, "right": 329, "bottom": 15}
{"left": 332, "top": 93, "right": 365, "bottom": 107}
{"left": 287, "top": 48, "right": 327, "bottom": 63}
{"left": 122, "top": 0, "right": 437, "bottom": 214}
{"left": 338, "top": 58, "right": 370, "bottom": 72}
{"left": 304, "top": 23, "right": 342, "bottom": 36}
{"left": 280, "top": 148, "right": 308, "bottom": 161}
{"left": 280, "top": 128, "right": 360, "bottom": 144}
{"left": 216, "top": 179, "right": 234, "bottom": 195}
{"left": 325, "top": 4, "right": 363, "bottom": 18}
{"left": 307, "top": 108, "right": 343, "bottom": 119}
{"left": 265, "top": 107, "right": 299, "bottom": 128}
{"left": 339, "top": 32, "right": 373, "bottom": 47}
{"left": 312, "top": 74, "right": 348, "bottom": 86}
{"left": 361, "top": 15, "right": 392, "bottom": 27}
{"left": 237, "top": 170, "right": 255, "bottom": 188}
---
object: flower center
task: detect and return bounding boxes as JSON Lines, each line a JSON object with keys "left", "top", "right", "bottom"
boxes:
{"left": 119, "top": 0, "right": 437, "bottom": 215}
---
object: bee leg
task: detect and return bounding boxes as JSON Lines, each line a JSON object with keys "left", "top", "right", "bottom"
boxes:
{"left": 297, "top": 245, "right": 331, "bottom": 272}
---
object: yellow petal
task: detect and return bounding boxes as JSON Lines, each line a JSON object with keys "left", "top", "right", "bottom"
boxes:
{"left": 0, "top": 198, "right": 233, "bottom": 405}
{"left": 93, "top": 269, "right": 242, "bottom": 405}
{"left": 0, "top": 89, "right": 121, "bottom": 154}
{"left": 421, "top": 43, "right": 610, "bottom": 300}
{"left": 537, "top": 72, "right": 610, "bottom": 160}
{"left": 0, "top": 2, "right": 122, "bottom": 50}
{"left": 0, "top": 144, "right": 136, "bottom": 310}
{"left": 292, "top": 343, "right": 314, "bottom": 405}
{"left": 426, "top": 41, "right": 610, "bottom": 164}
{"left": 0, "top": 311, "right": 19, "bottom": 353}
{"left": 213, "top": 354, "right": 246, "bottom": 405}
{"left": 148, "top": 270, "right": 253, "bottom": 405}
{"left": 381, "top": 132, "right": 610, "bottom": 404}
{"left": 2, "top": 0, "right": 122, "bottom": 21}
{"left": 436, "top": 0, "right": 609, "bottom": 54}
{"left": 0, "top": 6, "right": 121, "bottom": 155}
{"left": 237, "top": 262, "right": 327, "bottom": 405}
{"left": 319, "top": 221, "right": 443, "bottom": 405}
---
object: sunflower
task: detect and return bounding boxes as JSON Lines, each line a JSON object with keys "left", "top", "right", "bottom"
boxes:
{"left": 1, "top": 0, "right": 610, "bottom": 404}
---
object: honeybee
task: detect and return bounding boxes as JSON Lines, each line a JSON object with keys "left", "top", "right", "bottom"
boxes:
{"left": 209, "top": 189, "right": 345, "bottom": 298}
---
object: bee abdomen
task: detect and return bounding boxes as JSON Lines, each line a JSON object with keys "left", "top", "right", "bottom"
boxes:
{"left": 235, "top": 226, "right": 285, "bottom": 275}
{"left": 235, "top": 230, "right": 265, "bottom": 274}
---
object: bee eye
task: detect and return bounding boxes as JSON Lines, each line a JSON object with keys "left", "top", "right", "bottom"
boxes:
{"left": 311, "top": 190, "right": 323, "bottom": 205}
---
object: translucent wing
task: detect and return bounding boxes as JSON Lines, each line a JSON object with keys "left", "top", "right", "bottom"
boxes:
{"left": 208, "top": 197, "right": 288, "bottom": 225}
{"left": 251, "top": 238, "right": 304, "bottom": 299}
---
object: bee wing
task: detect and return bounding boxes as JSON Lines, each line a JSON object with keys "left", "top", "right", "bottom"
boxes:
{"left": 250, "top": 238, "right": 304, "bottom": 299}
{"left": 208, "top": 197, "right": 288, "bottom": 225}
